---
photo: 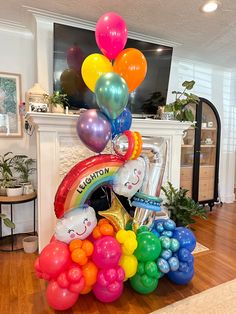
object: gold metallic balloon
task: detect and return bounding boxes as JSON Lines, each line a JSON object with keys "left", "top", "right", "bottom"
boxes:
{"left": 98, "top": 192, "right": 131, "bottom": 231}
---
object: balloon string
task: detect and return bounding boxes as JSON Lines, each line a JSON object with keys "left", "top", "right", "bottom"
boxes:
{"left": 101, "top": 186, "right": 111, "bottom": 207}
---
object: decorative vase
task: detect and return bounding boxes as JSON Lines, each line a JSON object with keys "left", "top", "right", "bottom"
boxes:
{"left": 26, "top": 83, "right": 49, "bottom": 113}
{"left": 161, "top": 112, "right": 175, "bottom": 120}
{"left": 6, "top": 185, "right": 23, "bottom": 197}
{"left": 22, "top": 236, "right": 38, "bottom": 253}
{"left": 51, "top": 104, "right": 64, "bottom": 114}
{"left": 0, "top": 186, "right": 7, "bottom": 196}
{"left": 20, "top": 182, "right": 34, "bottom": 195}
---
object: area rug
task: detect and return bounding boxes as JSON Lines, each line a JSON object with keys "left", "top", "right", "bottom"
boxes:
{"left": 193, "top": 242, "right": 209, "bottom": 254}
{"left": 150, "top": 279, "right": 236, "bottom": 314}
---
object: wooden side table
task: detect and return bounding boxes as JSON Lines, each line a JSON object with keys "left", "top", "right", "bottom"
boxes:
{"left": 0, "top": 192, "right": 37, "bottom": 251}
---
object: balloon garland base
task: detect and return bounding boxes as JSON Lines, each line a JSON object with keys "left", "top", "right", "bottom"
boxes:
{"left": 35, "top": 218, "right": 196, "bottom": 310}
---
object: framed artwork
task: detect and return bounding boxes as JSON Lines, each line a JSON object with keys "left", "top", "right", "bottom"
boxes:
{"left": 0, "top": 72, "right": 22, "bottom": 137}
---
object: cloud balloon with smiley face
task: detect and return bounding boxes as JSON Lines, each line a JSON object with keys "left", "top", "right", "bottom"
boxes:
{"left": 55, "top": 205, "right": 97, "bottom": 244}
{"left": 113, "top": 157, "right": 146, "bottom": 199}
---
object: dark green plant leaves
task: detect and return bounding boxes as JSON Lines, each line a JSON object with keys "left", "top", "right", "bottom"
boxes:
{"left": 161, "top": 181, "right": 207, "bottom": 227}
{"left": 3, "top": 218, "right": 15, "bottom": 229}
{"left": 182, "top": 80, "right": 195, "bottom": 90}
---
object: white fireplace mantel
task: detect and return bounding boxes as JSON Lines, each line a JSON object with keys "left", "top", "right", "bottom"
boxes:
{"left": 26, "top": 112, "right": 190, "bottom": 251}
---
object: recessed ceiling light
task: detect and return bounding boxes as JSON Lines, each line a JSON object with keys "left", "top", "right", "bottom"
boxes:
{"left": 201, "top": 1, "right": 219, "bottom": 13}
{"left": 156, "top": 48, "right": 163, "bottom": 52}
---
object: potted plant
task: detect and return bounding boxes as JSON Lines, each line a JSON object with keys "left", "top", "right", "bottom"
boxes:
{"left": 45, "top": 91, "right": 68, "bottom": 113}
{"left": 0, "top": 213, "right": 15, "bottom": 229}
{"left": 0, "top": 152, "right": 16, "bottom": 195}
{"left": 161, "top": 181, "right": 207, "bottom": 228}
{"left": 5, "top": 180, "right": 23, "bottom": 197}
{"left": 162, "top": 80, "right": 199, "bottom": 122}
{"left": 13, "top": 155, "right": 36, "bottom": 194}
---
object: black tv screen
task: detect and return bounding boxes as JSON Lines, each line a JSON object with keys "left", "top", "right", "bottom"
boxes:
{"left": 53, "top": 23, "right": 173, "bottom": 115}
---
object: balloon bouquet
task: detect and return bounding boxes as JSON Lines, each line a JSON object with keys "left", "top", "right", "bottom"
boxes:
{"left": 34, "top": 12, "right": 196, "bottom": 311}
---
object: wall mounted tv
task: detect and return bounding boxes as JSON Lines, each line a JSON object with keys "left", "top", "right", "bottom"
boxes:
{"left": 53, "top": 23, "right": 173, "bottom": 115}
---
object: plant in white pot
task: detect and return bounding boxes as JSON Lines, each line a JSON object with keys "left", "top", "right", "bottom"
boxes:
{"left": 0, "top": 152, "right": 16, "bottom": 196}
{"left": 13, "top": 155, "right": 36, "bottom": 194}
{"left": 45, "top": 91, "right": 69, "bottom": 113}
{"left": 5, "top": 179, "right": 23, "bottom": 197}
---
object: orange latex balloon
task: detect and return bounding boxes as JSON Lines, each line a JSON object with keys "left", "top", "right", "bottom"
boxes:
{"left": 71, "top": 248, "right": 88, "bottom": 265}
{"left": 81, "top": 261, "right": 98, "bottom": 294}
{"left": 113, "top": 48, "right": 147, "bottom": 92}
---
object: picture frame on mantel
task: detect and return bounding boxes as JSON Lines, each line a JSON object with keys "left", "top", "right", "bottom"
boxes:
{"left": 0, "top": 72, "right": 22, "bottom": 137}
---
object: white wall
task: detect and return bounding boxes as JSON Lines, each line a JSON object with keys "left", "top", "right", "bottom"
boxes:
{"left": 0, "top": 28, "right": 37, "bottom": 236}
{"left": 168, "top": 53, "right": 236, "bottom": 203}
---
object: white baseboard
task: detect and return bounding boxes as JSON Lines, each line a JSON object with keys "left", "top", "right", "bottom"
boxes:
{"left": 221, "top": 193, "right": 235, "bottom": 203}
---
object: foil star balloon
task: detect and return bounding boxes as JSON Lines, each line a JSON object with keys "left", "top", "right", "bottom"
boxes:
{"left": 98, "top": 193, "right": 132, "bottom": 231}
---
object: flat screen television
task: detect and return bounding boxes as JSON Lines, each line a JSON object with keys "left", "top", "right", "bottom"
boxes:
{"left": 53, "top": 23, "right": 173, "bottom": 115}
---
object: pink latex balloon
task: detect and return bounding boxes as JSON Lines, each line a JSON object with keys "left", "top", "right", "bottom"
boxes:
{"left": 93, "top": 266, "right": 124, "bottom": 303}
{"left": 92, "top": 236, "right": 122, "bottom": 269}
{"left": 39, "top": 242, "right": 71, "bottom": 278}
{"left": 66, "top": 45, "right": 84, "bottom": 73}
{"left": 95, "top": 12, "right": 128, "bottom": 60}
{"left": 46, "top": 281, "right": 79, "bottom": 311}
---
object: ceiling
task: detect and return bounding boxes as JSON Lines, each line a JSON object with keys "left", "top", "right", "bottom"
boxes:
{"left": 1, "top": 0, "right": 236, "bottom": 68}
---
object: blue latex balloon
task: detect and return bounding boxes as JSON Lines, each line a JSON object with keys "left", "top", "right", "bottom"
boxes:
{"left": 161, "top": 230, "right": 173, "bottom": 238}
{"left": 178, "top": 248, "right": 193, "bottom": 263}
{"left": 172, "top": 227, "right": 196, "bottom": 252}
{"left": 163, "top": 219, "right": 176, "bottom": 231}
{"left": 111, "top": 108, "right": 132, "bottom": 138}
{"left": 168, "top": 257, "right": 179, "bottom": 271}
{"left": 187, "top": 254, "right": 194, "bottom": 267}
{"left": 157, "top": 258, "right": 170, "bottom": 274}
{"left": 167, "top": 266, "right": 194, "bottom": 285}
{"left": 178, "top": 261, "right": 189, "bottom": 273}
{"left": 152, "top": 229, "right": 160, "bottom": 238}
{"left": 156, "top": 222, "right": 164, "bottom": 233}
{"left": 161, "top": 249, "right": 172, "bottom": 260}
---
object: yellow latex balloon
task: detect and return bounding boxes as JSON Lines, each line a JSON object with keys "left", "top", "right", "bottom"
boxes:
{"left": 81, "top": 53, "right": 113, "bottom": 92}
{"left": 116, "top": 230, "right": 127, "bottom": 244}
{"left": 123, "top": 237, "right": 138, "bottom": 255}
{"left": 119, "top": 255, "right": 138, "bottom": 280}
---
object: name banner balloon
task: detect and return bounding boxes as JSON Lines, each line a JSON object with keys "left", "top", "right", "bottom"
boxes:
{"left": 54, "top": 154, "right": 124, "bottom": 218}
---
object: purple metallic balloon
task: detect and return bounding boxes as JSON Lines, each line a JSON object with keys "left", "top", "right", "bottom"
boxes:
{"left": 76, "top": 109, "right": 111, "bottom": 153}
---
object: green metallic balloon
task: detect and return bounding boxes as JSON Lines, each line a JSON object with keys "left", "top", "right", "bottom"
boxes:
{"left": 135, "top": 231, "right": 161, "bottom": 262}
{"left": 95, "top": 72, "right": 129, "bottom": 120}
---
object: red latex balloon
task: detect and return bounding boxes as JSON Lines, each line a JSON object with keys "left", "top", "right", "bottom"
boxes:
{"left": 46, "top": 280, "right": 79, "bottom": 311}
{"left": 113, "top": 48, "right": 147, "bottom": 92}
{"left": 66, "top": 45, "right": 84, "bottom": 73}
{"left": 39, "top": 242, "right": 71, "bottom": 278}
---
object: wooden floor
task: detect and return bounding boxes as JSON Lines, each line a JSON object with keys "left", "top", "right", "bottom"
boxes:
{"left": 1, "top": 203, "right": 236, "bottom": 314}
